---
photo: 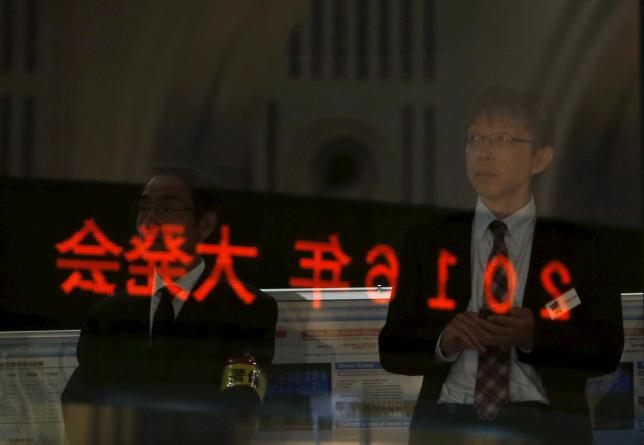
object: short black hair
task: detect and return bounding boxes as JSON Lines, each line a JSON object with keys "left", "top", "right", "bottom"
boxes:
{"left": 465, "top": 86, "right": 555, "bottom": 149}
{"left": 144, "top": 163, "right": 219, "bottom": 219}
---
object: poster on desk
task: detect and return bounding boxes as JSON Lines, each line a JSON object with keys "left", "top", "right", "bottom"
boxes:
{"left": 0, "top": 292, "right": 641, "bottom": 444}
{"left": 586, "top": 293, "right": 643, "bottom": 439}
{"left": 0, "top": 332, "right": 78, "bottom": 445}
{"left": 261, "top": 289, "right": 422, "bottom": 443}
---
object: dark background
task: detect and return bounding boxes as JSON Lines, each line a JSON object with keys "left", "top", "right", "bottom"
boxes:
{"left": 1, "top": 177, "right": 641, "bottom": 331}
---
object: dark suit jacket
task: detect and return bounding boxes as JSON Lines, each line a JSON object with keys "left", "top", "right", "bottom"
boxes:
{"left": 379, "top": 213, "right": 624, "bottom": 438}
{"left": 61, "top": 272, "right": 277, "bottom": 445}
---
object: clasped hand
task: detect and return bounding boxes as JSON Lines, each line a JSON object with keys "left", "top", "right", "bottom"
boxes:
{"left": 439, "top": 308, "right": 535, "bottom": 356}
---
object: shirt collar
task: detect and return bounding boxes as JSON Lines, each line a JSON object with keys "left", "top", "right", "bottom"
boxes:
{"left": 473, "top": 196, "right": 536, "bottom": 243}
{"left": 152, "top": 260, "right": 205, "bottom": 298}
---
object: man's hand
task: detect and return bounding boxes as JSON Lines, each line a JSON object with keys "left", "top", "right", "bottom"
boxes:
{"left": 439, "top": 311, "right": 495, "bottom": 355}
{"left": 486, "top": 308, "right": 535, "bottom": 350}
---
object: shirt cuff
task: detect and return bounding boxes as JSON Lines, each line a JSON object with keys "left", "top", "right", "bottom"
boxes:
{"left": 435, "top": 330, "right": 460, "bottom": 362}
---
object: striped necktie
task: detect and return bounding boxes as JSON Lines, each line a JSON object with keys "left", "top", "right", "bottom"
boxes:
{"left": 474, "top": 220, "right": 511, "bottom": 419}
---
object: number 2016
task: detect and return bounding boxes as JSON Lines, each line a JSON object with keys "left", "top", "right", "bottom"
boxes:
{"left": 427, "top": 249, "right": 572, "bottom": 320}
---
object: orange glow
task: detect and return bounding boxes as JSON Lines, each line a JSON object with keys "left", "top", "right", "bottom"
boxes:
{"left": 365, "top": 244, "right": 399, "bottom": 303}
{"left": 483, "top": 255, "right": 516, "bottom": 315}
{"left": 56, "top": 260, "right": 120, "bottom": 295}
{"left": 55, "top": 218, "right": 577, "bottom": 315}
{"left": 539, "top": 260, "right": 572, "bottom": 320}
{"left": 427, "top": 249, "right": 458, "bottom": 310}
{"left": 124, "top": 224, "right": 193, "bottom": 298}
{"left": 55, "top": 218, "right": 123, "bottom": 257}
{"left": 194, "top": 225, "right": 259, "bottom": 305}
{"left": 289, "top": 234, "right": 352, "bottom": 309}
{"left": 55, "top": 219, "right": 122, "bottom": 295}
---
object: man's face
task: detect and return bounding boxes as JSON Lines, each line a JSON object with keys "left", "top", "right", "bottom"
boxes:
{"left": 465, "top": 112, "right": 551, "bottom": 207}
{"left": 136, "top": 174, "right": 206, "bottom": 257}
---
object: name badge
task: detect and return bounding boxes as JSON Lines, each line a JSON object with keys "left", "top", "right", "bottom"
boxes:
{"left": 544, "top": 288, "right": 581, "bottom": 320}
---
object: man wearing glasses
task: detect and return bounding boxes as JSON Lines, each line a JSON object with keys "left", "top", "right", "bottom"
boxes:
{"left": 379, "top": 87, "right": 623, "bottom": 444}
{"left": 62, "top": 164, "right": 277, "bottom": 445}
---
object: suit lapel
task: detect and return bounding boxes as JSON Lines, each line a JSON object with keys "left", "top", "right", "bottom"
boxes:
{"left": 449, "top": 213, "right": 474, "bottom": 312}
{"left": 417, "top": 213, "right": 472, "bottom": 313}
{"left": 523, "top": 220, "right": 553, "bottom": 311}
{"left": 175, "top": 268, "right": 228, "bottom": 332}
{"left": 122, "top": 295, "right": 151, "bottom": 334}
{"left": 453, "top": 215, "right": 557, "bottom": 312}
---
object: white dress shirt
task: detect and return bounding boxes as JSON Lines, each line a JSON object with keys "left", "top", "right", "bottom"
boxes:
{"left": 149, "top": 260, "right": 205, "bottom": 332}
{"left": 436, "top": 197, "right": 549, "bottom": 404}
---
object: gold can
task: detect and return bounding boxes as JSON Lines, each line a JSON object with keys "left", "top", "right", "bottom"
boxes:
{"left": 220, "top": 353, "right": 267, "bottom": 401}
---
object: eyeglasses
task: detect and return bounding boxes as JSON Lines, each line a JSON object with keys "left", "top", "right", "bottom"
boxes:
{"left": 130, "top": 203, "right": 195, "bottom": 216}
{"left": 464, "top": 134, "right": 533, "bottom": 152}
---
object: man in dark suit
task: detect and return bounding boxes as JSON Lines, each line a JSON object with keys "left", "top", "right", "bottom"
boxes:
{"left": 62, "top": 165, "right": 277, "bottom": 445}
{"left": 379, "top": 87, "right": 623, "bottom": 444}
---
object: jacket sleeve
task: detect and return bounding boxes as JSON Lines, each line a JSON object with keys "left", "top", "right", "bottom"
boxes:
{"left": 216, "top": 287, "right": 277, "bottom": 408}
{"left": 214, "top": 288, "right": 277, "bottom": 444}
{"left": 379, "top": 228, "right": 453, "bottom": 376}
{"left": 60, "top": 300, "right": 114, "bottom": 406}
{"left": 517, "top": 230, "right": 624, "bottom": 378}
{"left": 219, "top": 287, "right": 277, "bottom": 375}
